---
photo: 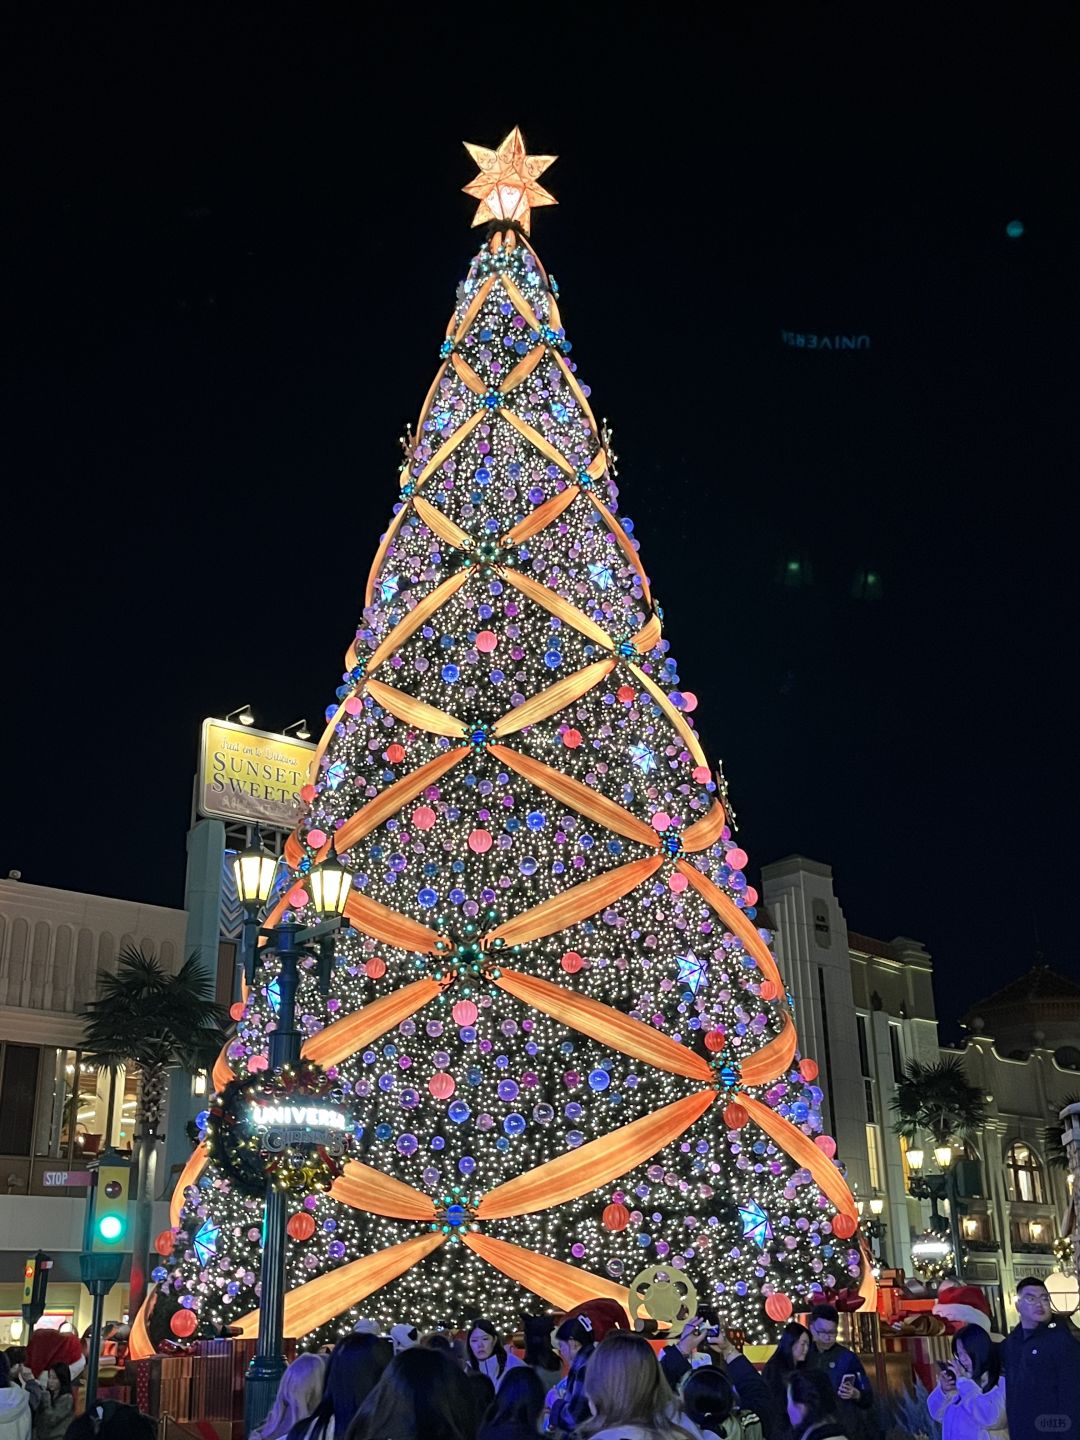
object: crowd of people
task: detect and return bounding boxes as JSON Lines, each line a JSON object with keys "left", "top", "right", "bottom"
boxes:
{"left": 238, "top": 1276, "right": 1080, "bottom": 1440}
{"left": 0, "top": 1275, "right": 1076, "bottom": 1439}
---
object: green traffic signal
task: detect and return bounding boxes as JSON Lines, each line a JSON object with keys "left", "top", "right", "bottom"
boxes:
{"left": 89, "top": 1161, "right": 132, "bottom": 1253}
{"left": 98, "top": 1215, "right": 123, "bottom": 1242}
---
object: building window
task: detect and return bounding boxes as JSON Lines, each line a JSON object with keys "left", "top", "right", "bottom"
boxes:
{"left": 856, "top": 1014, "right": 877, "bottom": 1123}
{"left": 0, "top": 1044, "right": 41, "bottom": 1157}
{"left": 889, "top": 1025, "right": 904, "bottom": 1082}
{"left": 1005, "top": 1141, "right": 1046, "bottom": 1204}
{"left": 33, "top": 1049, "right": 80, "bottom": 1159}
{"left": 866, "top": 1124, "right": 882, "bottom": 1191}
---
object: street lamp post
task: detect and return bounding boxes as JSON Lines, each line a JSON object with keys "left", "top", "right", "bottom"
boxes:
{"left": 234, "top": 837, "right": 352, "bottom": 1438}
{"left": 907, "top": 1144, "right": 964, "bottom": 1281}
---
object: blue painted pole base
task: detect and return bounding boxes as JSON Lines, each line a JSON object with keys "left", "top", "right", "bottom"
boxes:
{"left": 244, "top": 1352, "right": 287, "bottom": 1437}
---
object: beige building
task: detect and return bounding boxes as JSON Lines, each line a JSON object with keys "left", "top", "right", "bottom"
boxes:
{"left": 0, "top": 877, "right": 187, "bottom": 1338}
{"left": 761, "top": 856, "right": 1077, "bottom": 1325}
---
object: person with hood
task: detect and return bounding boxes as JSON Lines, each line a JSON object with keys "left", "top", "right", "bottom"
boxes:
{"left": 478, "top": 1365, "right": 546, "bottom": 1440}
{"left": 0, "top": 1352, "right": 32, "bottom": 1440}
{"left": 546, "top": 1314, "right": 596, "bottom": 1436}
{"left": 467, "top": 1319, "right": 524, "bottom": 1390}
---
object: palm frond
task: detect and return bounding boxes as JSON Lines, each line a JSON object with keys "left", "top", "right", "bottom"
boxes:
{"left": 1043, "top": 1092, "right": 1080, "bottom": 1171}
{"left": 890, "top": 1056, "right": 987, "bottom": 1144}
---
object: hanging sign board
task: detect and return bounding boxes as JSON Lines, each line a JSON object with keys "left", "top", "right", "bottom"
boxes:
{"left": 197, "top": 718, "right": 316, "bottom": 827}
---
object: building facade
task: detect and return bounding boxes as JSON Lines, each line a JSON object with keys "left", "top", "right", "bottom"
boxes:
{"left": 761, "top": 855, "right": 1077, "bottom": 1324}
{"left": 0, "top": 877, "right": 187, "bottom": 1339}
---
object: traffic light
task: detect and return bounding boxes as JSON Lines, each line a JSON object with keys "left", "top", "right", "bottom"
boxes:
{"left": 22, "top": 1251, "right": 52, "bottom": 1325}
{"left": 88, "top": 1156, "right": 132, "bottom": 1253}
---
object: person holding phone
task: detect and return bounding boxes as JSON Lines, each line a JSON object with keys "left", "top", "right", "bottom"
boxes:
{"left": 805, "top": 1306, "right": 874, "bottom": 1439}
{"left": 926, "top": 1324, "right": 1006, "bottom": 1440}
{"left": 661, "top": 1315, "right": 777, "bottom": 1437}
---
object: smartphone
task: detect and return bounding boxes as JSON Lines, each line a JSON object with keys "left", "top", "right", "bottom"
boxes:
{"left": 938, "top": 1363, "right": 955, "bottom": 1382}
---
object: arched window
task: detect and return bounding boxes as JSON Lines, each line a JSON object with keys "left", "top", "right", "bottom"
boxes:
{"left": 1005, "top": 1140, "right": 1046, "bottom": 1203}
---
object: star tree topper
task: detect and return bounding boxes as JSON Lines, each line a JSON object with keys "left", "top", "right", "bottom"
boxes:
{"left": 462, "top": 127, "right": 557, "bottom": 234}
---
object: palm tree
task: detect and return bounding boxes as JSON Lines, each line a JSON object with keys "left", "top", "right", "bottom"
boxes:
{"left": 80, "top": 945, "right": 229, "bottom": 1315}
{"left": 891, "top": 1056, "right": 987, "bottom": 1145}
{"left": 1043, "top": 1092, "right": 1080, "bottom": 1170}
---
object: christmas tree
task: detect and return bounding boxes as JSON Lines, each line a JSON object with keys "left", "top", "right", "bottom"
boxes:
{"left": 135, "top": 129, "right": 872, "bottom": 1356}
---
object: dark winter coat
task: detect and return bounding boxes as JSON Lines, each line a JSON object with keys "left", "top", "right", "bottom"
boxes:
{"left": 805, "top": 1345, "right": 873, "bottom": 1440}
{"left": 1001, "top": 1317, "right": 1080, "bottom": 1440}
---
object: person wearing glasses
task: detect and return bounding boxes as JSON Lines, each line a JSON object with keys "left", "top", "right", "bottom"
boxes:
{"left": 1001, "top": 1275, "right": 1080, "bottom": 1440}
{"left": 805, "top": 1306, "right": 874, "bottom": 1439}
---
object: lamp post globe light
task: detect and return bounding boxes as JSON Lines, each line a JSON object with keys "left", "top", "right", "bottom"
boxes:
{"left": 234, "top": 838, "right": 352, "bottom": 1437}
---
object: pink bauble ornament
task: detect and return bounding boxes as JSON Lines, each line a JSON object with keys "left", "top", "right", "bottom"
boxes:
{"left": 429, "top": 1073, "right": 456, "bottom": 1100}
{"left": 468, "top": 829, "right": 492, "bottom": 853}
{"left": 692, "top": 766, "right": 711, "bottom": 784}
{"left": 744, "top": 885, "right": 759, "bottom": 906}
{"left": 412, "top": 806, "right": 436, "bottom": 830}
{"left": 652, "top": 811, "right": 671, "bottom": 831}
{"left": 681, "top": 691, "right": 699, "bottom": 712}
{"left": 306, "top": 828, "right": 327, "bottom": 849}
{"left": 248, "top": 1054, "right": 269, "bottom": 1073}
{"left": 815, "top": 1135, "right": 837, "bottom": 1159}
{"left": 727, "top": 847, "right": 749, "bottom": 870}
{"left": 365, "top": 957, "right": 386, "bottom": 980}
{"left": 668, "top": 872, "right": 688, "bottom": 894}
{"left": 300, "top": 784, "right": 317, "bottom": 804}
{"left": 452, "top": 1000, "right": 478, "bottom": 1027}
{"left": 344, "top": 696, "right": 362, "bottom": 715}
{"left": 287, "top": 886, "right": 309, "bottom": 909}
{"left": 561, "top": 951, "right": 585, "bottom": 974}
{"left": 475, "top": 630, "right": 498, "bottom": 652}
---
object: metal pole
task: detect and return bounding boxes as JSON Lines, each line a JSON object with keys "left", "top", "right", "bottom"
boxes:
{"left": 243, "top": 922, "right": 302, "bottom": 1438}
{"left": 946, "top": 1166, "right": 964, "bottom": 1283}
{"left": 85, "top": 1287, "right": 106, "bottom": 1411}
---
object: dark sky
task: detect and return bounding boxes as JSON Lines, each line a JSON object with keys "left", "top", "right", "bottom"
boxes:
{"left": 6, "top": 6, "right": 1077, "bottom": 1040}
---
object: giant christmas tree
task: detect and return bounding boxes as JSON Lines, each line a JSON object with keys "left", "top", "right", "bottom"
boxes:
{"left": 135, "top": 129, "right": 873, "bottom": 1356}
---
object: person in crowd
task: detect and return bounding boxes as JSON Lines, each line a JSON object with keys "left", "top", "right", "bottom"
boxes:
{"left": 546, "top": 1314, "right": 596, "bottom": 1436}
{"left": 660, "top": 1319, "right": 773, "bottom": 1435}
{"left": 761, "top": 1323, "right": 811, "bottom": 1420}
{"left": 30, "top": 1364, "right": 72, "bottom": 1440}
{"left": 61, "top": 1400, "right": 156, "bottom": 1440}
{"left": 346, "top": 1346, "right": 477, "bottom": 1440}
{"left": 785, "top": 1372, "right": 846, "bottom": 1440}
{"left": 477, "top": 1365, "right": 546, "bottom": 1440}
{"left": 0, "top": 1356, "right": 40, "bottom": 1419}
{"left": 0, "top": 1352, "right": 32, "bottom": 1440}
{"left": 421, "top": 1332, "right": 456, "bottom": 1355}
{"left": 251, "top": 1353, "right": 326, "bottom": 1440}
{"left": 467, "top": 1319, "right": 524, "bottom": 1390}
{"left": 388, "top": 1324, "right": 419, "bottom": 1356}
{"left": 521, "top": 1315, "right": 561, "bottom": 1393}
{"left": 927, "top": 1322, "right": 1006, "bottom": 1440}
{"left": 805, "top": 1306, "right": 873, "bottom": 1438}
{"left": 1001, "top": 1275, "right": 1080, "bottom": 1440}
{"left": 681, "top": 1368, "right": 749, "bottom": 1440}
{"left": 286, "top": 1333, "right": 391, "bottom": 1440}
{"left": 576, "top": 1329, "right": 703, "bottom": 1440}
{"left": 466, "top": 1373, "right": 497, "bottom": 1433}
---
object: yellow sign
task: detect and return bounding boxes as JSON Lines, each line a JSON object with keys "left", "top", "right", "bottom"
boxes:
{"left": 198, "top": 719, "right": 316, "bottom": 828}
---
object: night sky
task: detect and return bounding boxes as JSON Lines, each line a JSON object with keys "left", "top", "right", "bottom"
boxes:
{"left": 7, "top": 8, "right": 1077, "bottom": 1040}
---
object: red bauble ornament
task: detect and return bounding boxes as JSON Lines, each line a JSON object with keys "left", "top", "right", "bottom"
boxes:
{"left": 385, "top": 744, "right": 406, "bottom": 764}
{"left": 799, "top": 1058, "right": 819, "bottom": 1082}
{"left": 561, "top": 951, "right": 585, "bottom": 974}
{"left": 155, "top": 1229, "right": 175, "bottom": 1257}
{"left": 759, "top": 980, "right": 780, "bottom": 1001}
{"left": 616, "top": 685, "right": 635, "bottom": 704}
{"left": 562, "top": 729, "right": 582, "bottom": 749}
{"left": 306, "top": 828, "right": 327, "bottom": 850}
{"left": 429, "top": 1073, "right": 456, "bottom": 1100}
{"left": 723, "top": 1102, "right": 749, "bottom": 1130}
{"left": 704, "top": 1029, "right": 726, "bottom": 1053}
{"left": 300, "top": 784, "right": 317, "bottom": 804}
{"left": 602, "top": 1202, "right": 631, "bottom": 1232}
{"left": 365, "top": 957, "right": 386, "bottom": 980}
{"left": 170, "top": 1310, "right": 198, "bottom": 1338}
{"left": 452, "top": 1000, "right": 478, "bottom": 1027}
{"left": 287, "top": 886, "right": 309, "bottom": 910}
{"left": 229, "top": 1002, "right": 245, "bottom": 1021}
{"left": 832, "top": 1213, "right": 858, "bottom": 1240}
{"left": 764, "top": 1293, "right": 793, "bottom": 1322}
{"left": 287, "top": 1212, "right": 316, "bottom": 1242}
{"left": 815, "top": 1135, "right": 837, "bottom": 1159}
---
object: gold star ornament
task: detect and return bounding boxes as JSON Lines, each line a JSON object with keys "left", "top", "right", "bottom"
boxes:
{"left": 462, "top": 127, "right": 557, "bottom": 235}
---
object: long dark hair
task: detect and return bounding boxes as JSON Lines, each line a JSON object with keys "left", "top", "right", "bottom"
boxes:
{"left": 682, "top": 1367, "right": 735, "bottom": 1433}
{"left": 953, "top": 1323, "right": 1001, "bottom": 1391}
{"left": 289, "top": 1333, "right": 390, "bottom": 1440}
{"left": 521, "top": 1314, "right": 559, "bottom": 1372}
{"left": 466, "top": 1317, "right": 508, "bottom": 1375}
{"left": 347, "top": 1347, "right": 476, "bottom": 1440}
{"left": 787, "top": 1369, "right": 840, "bottom": 1426}
{"left": 763, "top": 1322, "right": 810, "bottom": 1387}
{"left": 50, "top": 1363, "right": 73, "bottom": 1398}
{"left": 479, "top": 1366, "right": 545, "bottom": 1435}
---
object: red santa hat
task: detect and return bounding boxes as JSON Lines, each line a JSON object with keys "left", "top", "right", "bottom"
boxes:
{"left": 25, "top": 1327, "right": 86, "bottom": 1382}
{"left": 932, "top": 1283, "right": 991, "bottom": 1333}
